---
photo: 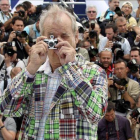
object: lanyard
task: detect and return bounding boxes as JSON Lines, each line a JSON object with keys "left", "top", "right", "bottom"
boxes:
{"left": 106, "top": 117, "right": 120, "bottom": 140}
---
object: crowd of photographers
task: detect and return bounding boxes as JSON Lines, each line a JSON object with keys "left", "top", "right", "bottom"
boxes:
{"left": 0, "top": 0, "right": 140, "bottom": 139}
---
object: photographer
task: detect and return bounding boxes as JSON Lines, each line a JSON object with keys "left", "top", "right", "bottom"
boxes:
{"left": 121, "top": 2, "right": 137, "bottom": 30}
{"left": 98, "top": 23, "right": 131, "bottom": 60}
{"left": 127, "top": 93, "right": 140, "bottom": 140}
{"left": 109, "top": 59, "right": 139, "bottom": 111}
{"left": 3, "top": 16, "right": 33, "bottom": 60}
{"left": 115, "top": 16, "right": 139, "bottom": 48}
{"left": 98, "top": 101, "right": 133, "bottom": 140}
{"left": 128, "top": 47, "right": 140, "bottom": 84}
{"left": 0, "top": 45, "right": 25, "bottom": 85}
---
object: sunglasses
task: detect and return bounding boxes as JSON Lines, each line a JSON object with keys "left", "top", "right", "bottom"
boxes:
{"left": 88, "top": 11, "right": 96, "bottom": 13}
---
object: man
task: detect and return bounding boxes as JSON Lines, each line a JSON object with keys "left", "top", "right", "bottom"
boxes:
{"left": 115, "top": 16, "right": 139, "bottom": 48}
{"left": 0, "top": 5, "right": 108, "bottom": 140}
{"left": 109, "top": 59, "right": 139, "bottom": 110}
{"left": 128, "top": 47, "right": 140, "bottom": 84}
{"left": 99, "top": 0, "right": 119, "bottom": 21}
{"left": 94, "top": 23, "right": 104, "bottom": 40}
{"left": 0, "top": 0, "right": 12, "bottom": 24}
{"left": 98, "top": 23, "right": 131, "bottom": 60}
{"left": 99, "top": 48, "right": 114, "bottom": 78}
{"left": 121, "top": 1, "right": 137, "bottom": 29}
{"left": 22, "top": 1, "right": 46, "bottom": 22}
{"left": 3, "top": 16, "right": 33, "bottom": 60}
{"left": 86, "top": 5, "right": 97, "bottom": 22}
{"left": 98, "top": 101, "right": 133, "bottom": 140}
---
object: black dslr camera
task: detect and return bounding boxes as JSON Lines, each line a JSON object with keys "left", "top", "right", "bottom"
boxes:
{"left": 130, "top": 108, "right": 140, "bottom": 123}
{"left": 115, "top": 7, "right": 124, "bottom": 16}
{"left": 80, "top": 18, "right": 89, "bottom": 28}
{"left": 15, "top": 10, "right": 25, "bottom": 17}
{"left": 89, "top": 20, "right": 98, "bottom": 39}
{"left": 15, "top": 31, "right": 28, "bottom": 38}
{"left": 3, "top": 42, "right": 17, "bottom": 56}
{"left": 112, "top": 75, "right": 128, "bottom": 86}
{"left": 44, "top": 35, "right": 58, "bottom": 49}
{"left": 127, "top": 59, "right": 139, "bottom": 74}
{"left": 88, "top": 46, "right": 98, "bottom": 58}
{"left": 113, "top": 99, "right": 130, "bottom": 113}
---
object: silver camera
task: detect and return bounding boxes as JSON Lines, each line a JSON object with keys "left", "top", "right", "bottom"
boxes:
{"left": 44, "top": 35, "right": 58, "bottom": 49}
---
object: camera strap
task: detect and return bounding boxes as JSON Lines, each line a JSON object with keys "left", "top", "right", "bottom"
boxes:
{"left": 0, "top": 60, "right": 4, "bottom": 71}
{"left": 106, "top": 117, "right": 120, "bottom": 140}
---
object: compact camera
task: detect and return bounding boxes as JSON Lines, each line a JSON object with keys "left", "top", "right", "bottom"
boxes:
{"left": 44, "top": 35, "right": 58, "bottom": 49}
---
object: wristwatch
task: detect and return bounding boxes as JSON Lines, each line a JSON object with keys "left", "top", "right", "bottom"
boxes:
{"left": 23, "top": 42, "right": 28, "bottom": 47}
{"left": 120, "top": 89, "right": 126, "bottom": 94}
{"left": 0, "top": 125, "right": 4, "bottom": 130}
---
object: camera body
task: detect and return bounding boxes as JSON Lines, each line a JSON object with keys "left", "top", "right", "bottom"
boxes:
{"left": 112, "top": 75, "right": 128, "bottom": 86}
{"left": 44, "top": 35, "right": 58, "bottom": 49}
{"left": 15, "top": 10, "right": 25, "bottom": 17}
{"left": 3, "top": 41, "right": 16, "bottom": 56}
{"left": 15, "top": 31, "right": 28, "bottom": 38}
{"left": 130, "top": 108, "right": 140, "bottom": 123}
{"left": 80, "top": 18, "right": 89, "bottom": 28}
{"left": 127, "top": 59, "right": 139, "bottom": 74}
{"left": 113, "top": 99, "right": 130, "bottom": 113}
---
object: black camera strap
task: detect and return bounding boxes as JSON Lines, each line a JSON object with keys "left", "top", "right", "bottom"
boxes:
{"left": 0, "top": 60, "right": 4, "bottom": 71}
{"left": 106, "top": 117, "right": 120, "bottom": 140}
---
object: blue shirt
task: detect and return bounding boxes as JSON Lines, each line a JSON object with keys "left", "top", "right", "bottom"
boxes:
{"left": 104, "top": 8, "right": 115, "bottom": 20}
{"left": 24, "top": 23, "right": 40, "bottom": 39}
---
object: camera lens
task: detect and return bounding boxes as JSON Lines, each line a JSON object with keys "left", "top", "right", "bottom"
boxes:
{"left": 49, "top": 42, "right": 54, "bottom": 48}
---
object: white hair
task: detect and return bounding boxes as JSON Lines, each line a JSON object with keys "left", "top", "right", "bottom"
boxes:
{"left": 86, "top": 5, "right": 97, "bottom": 13}
{"left": 39, "top": 4, "right": 78, "bottom": 35}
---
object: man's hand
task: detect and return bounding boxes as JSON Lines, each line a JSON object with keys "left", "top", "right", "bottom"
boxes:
{"left": 8, "top": 31, "right": 16, "bottom": 42}
{"left": 105, "top": 40, "right": 113, "bottom": 48}
{"left": 27, "top": 39, "right": 48, "bottom": 75}
{"left": 114, "top": 83, "right": 125, "bottom": 90}
{"left": 17, "top": 36, "right": 26, "bottom": 44}
{"left": 135, "top": 34, "right": 140, "bottom": 42}
{"left": 55, "top": 38, "right": 76, "bottom": 65}
{"left": 108, "top": 77, "right": 114, "bottom": 87}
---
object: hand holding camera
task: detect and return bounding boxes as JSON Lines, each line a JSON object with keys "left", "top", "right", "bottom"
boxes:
{"left": 135, "top": 34, "right": 140, "bottom": 43}
{"left": 105, "top": 40, "right": 113, "bottom": 48}
{"left": 8, "top": 31, "right": 16, "bottom": 42}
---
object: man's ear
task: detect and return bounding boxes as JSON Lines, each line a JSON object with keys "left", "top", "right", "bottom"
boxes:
{"left": 75, "top": 30, "right": 79, "bottom": 45}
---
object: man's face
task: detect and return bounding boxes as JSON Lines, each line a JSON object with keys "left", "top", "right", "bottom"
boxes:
{"left": 114, "top": 62, "right": 128, "bottom": 79}
{"left": 105, "top": 28, "right": 114, "bottom": 40}
{"left": 43, "top": 13, "right": 78, "bottom": 67}
{"left": 86, "top": 7, "right": 97, "bottom": 21}
{"left": 27, "top": 5, "right": 36, "bottom": 15}
{"left": 130, "top": 50, "right": 140, "bottom": 65}
{"left": 83, "top": 41, "right": 91, "bottom": 49}
{"left": 12, "top": 20, "right": 24, "bottom": 32}
{"left": 16, "top": 7, "right": 27, "bottom": 19}
{"left": 121, "top": 4, "right": 132, "bottom": 16}
{"left": 116, "top": 20, "right": 127, "bottom": 33}
{"left": 109, "top": 0, "right": 120, "bottom": 11}
{"left": 0, "top": 26, "right": 5, "bottom": 39}
{"left": 100, "top": 51, "right": 112, "bottom": 69}
{"left": 0, "top": 0, "right": 10, "bottom": 13}
{"left": 105, "top": 109, "right": 115, "bottom": 122}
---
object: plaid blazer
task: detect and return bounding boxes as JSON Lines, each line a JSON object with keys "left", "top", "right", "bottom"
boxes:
{"left": 0, "top": 56, "right": 108, "bottom": 140}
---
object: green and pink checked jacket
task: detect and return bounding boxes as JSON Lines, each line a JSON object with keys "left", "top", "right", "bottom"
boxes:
{"left": 0, "top": 56, "right": 108, "bottom": 140}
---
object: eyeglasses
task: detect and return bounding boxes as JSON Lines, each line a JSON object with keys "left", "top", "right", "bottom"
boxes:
{"left": 87, "top": 11, "right": 96, "bottom": 13}
{"left": 1, "top": 4, "right": 9, "bottom": 6}
{"left": 101, "top": 48, "right": 112, "bottom": 52}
